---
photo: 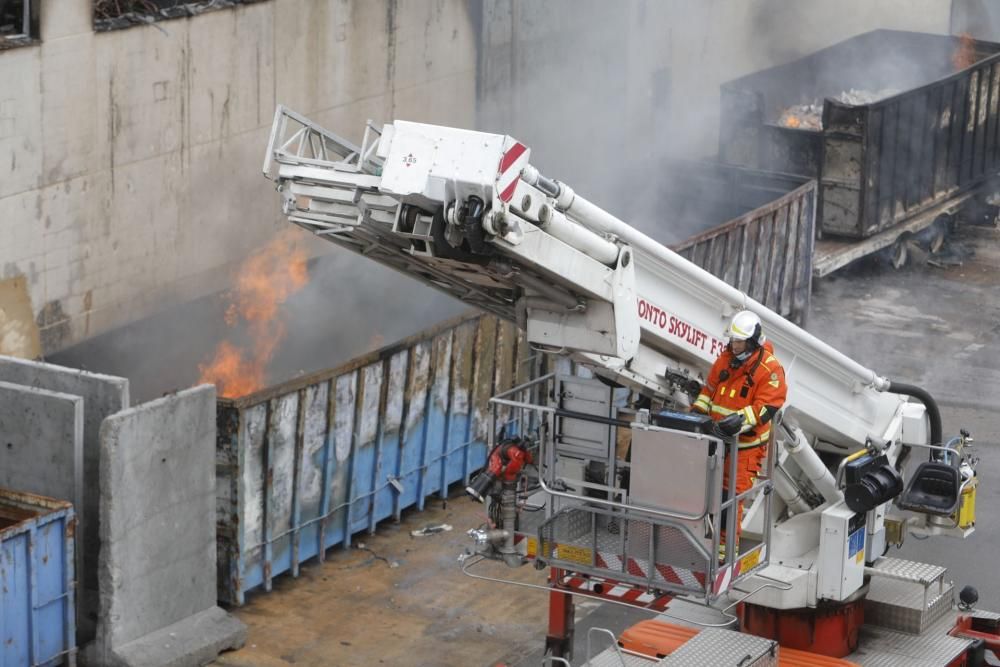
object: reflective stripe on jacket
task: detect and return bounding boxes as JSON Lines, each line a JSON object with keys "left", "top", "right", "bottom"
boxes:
{"left": 692, "top": 340, "right": 787, "bottom": 448}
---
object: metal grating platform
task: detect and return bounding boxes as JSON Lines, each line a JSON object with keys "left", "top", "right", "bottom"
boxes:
{"left": 865, "top": 578, "right": 953, "bottom": 635}
{"left": 584, "top": 646, "right": 659, "bottom": 666}
{"left": 865, "top": 558, "right": 947, "bottom": 586}
{"left": 537, "top": 505, "right": 713, "bottom": 596}
{"left": 658, "top": 628, "right": 778, "bottom": 666}
{"left": 852, "top": 608, "right": 973, "bottom": 666}
{"left": 864, "top": 557, "right": 952, "bottom": 635}
{"left": 540, "top": 507, "right": 709, "bottom": 569}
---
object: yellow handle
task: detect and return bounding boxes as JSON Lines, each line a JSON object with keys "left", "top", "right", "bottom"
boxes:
{"left": 843, "top": 449, "right": 869, "bottom": 464}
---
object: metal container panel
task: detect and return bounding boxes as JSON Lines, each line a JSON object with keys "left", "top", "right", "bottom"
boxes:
{"left": 669, "top": 167, "right": 817, "bottom": 327}
{"left": 720, "top": 30, "right": 1000, "bottom": 240}
{"left": 216, "top": 313, "right": 532, "bottom": 604}
{"left": 0, "top": 489, "right": 76, "bottom": 667}
{"left": 848, "top": 56, "right": 1000, "bottom": 238}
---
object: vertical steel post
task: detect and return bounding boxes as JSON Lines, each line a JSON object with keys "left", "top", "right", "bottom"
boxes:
{"left": 545, "top": 568, "right": 575, "bottom": 660}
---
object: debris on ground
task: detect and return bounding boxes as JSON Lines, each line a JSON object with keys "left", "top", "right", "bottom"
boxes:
{"left": 410, "top": 523, "right": 453, "bottom": 537}
{"left": 355, "top": 543, "right": 400, "bottom": 568}
{"left": 928, "top": 239, "right": 975, "bottom": 268}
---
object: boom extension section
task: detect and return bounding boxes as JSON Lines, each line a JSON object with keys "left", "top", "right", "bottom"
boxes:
{"left": 264, "top": 107, "right": 903, "bottom": 449}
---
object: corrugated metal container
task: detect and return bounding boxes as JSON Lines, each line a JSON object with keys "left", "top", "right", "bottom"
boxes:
{"left": 0, "top": 489, "right": 76, "bottom": 667}
{"left": 720, "top": 30, "right": 1000, "bottom": 239}
{"left": 667, "top": 164, "right": 817, "bottom": 326}
{"left": 216, "top": 313, "right": 541, "bottom": 605}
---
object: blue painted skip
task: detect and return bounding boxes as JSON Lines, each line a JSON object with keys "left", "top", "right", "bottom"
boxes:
{"left": 216, "top": 313, "right": 536, "bottom": 605}
{"left": 0, "top": 489, "right": 76, "bottom": 667}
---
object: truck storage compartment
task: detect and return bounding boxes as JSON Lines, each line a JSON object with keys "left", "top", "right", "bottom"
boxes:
{"left": 661, "top": 163, "right": 816, "bottom": 327}
{"left": 720, "top": 30, "right": 1000, "bottom": 239}
{"left": 0, "top": 489, "right": 76, "bottom": 667}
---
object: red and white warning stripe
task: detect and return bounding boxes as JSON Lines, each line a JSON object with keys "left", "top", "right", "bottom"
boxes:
{"left": 625, "top": 557, "right": 707, "bottom": 590}
{"left": 713, "top": 565, "right": 735, "bottom": 595}
{"left": 562, "top": 575, "right": 673, "bottom": 611}
{"left": 713, "top": 545, "right": 767, "bottom": 595}
{"left": 595, "top": 551, "right": 623, "bottom": 572}
{"left": 518, "top": 531, "right": 732, "bottom": 599}
{"left": 496, "top": 139, "right": 529, "bottom": 203}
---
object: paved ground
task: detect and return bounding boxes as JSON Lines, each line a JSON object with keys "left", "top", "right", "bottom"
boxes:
{"left": 213, "top": 494, "right": 551, "bottom": 667}
{"left": 212, "top": 223, "right": 1000, "bottom": 666}
{"left": 812, "top": 223, "right": 1000, "bottom": 610}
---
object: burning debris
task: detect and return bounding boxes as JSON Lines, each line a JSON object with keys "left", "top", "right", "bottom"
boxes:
{"left": 198, "top": 229, "right": 309, "bottom": 397}
{"left": 778, "top": 103, "right": 823, "bottom": 130}
{"left": 777, "top": 89, "right": 900, "bottom": 130}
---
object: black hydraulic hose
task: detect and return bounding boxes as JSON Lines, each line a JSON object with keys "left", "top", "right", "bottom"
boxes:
{"left": 886, "top": 381, "right": 943, "bottom": 471}
{"left": 885, "top": 381, "right": 942, "bottom": 446}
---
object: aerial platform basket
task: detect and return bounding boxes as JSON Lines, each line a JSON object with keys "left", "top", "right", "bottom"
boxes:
{"left": 489, "top": 372, "right": 774, "bottom": 604}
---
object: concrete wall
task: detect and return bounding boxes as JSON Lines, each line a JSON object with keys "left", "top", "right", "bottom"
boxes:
{"left": 0, "top": 356, "right": 128, "bottom": 642}
{"left": 0, "top": 0, "right": 477, "bottom": 354}
{"left": 478, "top": 0, "right": 954, "bottom": 218}
{"left": 90, "top": 384, "right": 242, "bottom": 664}
{"left": 0, "top": 380, "right": 83, "bottom": 510}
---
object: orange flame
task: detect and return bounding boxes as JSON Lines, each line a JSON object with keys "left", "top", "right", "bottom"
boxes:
{"left": 197, "top": 341, "right": 266, "bottom": 398}
{"left": 953, "top": 33, "right": 976, "bottom": 71}
{"left": 782, "top": 115, "right": 802, "bottom": 129}
{"left": 198, "top": 230, "right": 309, "bottom": 397}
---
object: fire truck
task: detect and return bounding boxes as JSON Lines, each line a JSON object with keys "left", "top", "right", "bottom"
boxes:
{"left": 263, "top": 107, "right": 999, "bottom": 666}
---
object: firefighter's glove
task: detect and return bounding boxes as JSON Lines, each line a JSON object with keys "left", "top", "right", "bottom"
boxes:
{"left": 716, "top": 413, "right": 745, "bottom": 437}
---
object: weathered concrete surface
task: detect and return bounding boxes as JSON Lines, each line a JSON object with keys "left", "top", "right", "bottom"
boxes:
{"left": 213, "top": 495, "right": 550, "bottom": 667}
{"left": 0, "top": 380, "right": 83, "bottom": 515}
{"left": 811, "top": 225, "right": 1000, "bottom": 409}
{"left": 106, "top": 607, "right": 247, "bottom": 667}
{"left": 0, "top": 355, "right": 128, "bottom": 641}
{"left": 87, "top": 384, "right": 244, "bottom": 666}
{"left": 0, "top": 275, "right": 42, "bottom": 358}
{"left": 0, "top": 0, "right": 476, "bottom": 354}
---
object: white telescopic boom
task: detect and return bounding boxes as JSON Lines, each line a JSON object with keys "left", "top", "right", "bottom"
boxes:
{"left": 264, "top": 109, "right": 906, "bottom": 449}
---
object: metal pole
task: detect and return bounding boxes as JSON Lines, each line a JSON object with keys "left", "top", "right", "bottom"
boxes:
{"left": 546, "top": 567, "right": 575, "bottom": 660}
{"left": 727, "top": 438, "right": 739, "bottom": 564}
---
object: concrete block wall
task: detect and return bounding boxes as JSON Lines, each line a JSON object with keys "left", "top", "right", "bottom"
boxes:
{"left": 0, "top": 0, "right": 477, "bottom": 355}
{"left": 0, "top": 381, "right": 83, "bottom": 510}
{"left": 0, "top": 356, "right": 129, "bottom": 642}
{"left": 87, "top": 384, "right": 245, "bottom": 666}
{"left": 0, "top": 380, "right": 85, "bottom": 642}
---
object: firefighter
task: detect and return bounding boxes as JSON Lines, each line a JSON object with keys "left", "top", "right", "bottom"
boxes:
{"left": 692, "top": 310, "right": 787, "bottom": 557}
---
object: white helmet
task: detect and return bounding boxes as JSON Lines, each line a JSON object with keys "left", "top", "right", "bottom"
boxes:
{"left": 727, "top": 310, "right": 764, "bottom": 361}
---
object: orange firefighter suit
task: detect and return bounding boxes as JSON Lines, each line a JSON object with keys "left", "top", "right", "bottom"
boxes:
{"left": 692, "top": 340, "right": 787, "bottom": 551}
